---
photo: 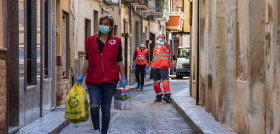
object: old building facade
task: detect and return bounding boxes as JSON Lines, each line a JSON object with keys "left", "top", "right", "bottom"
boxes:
{"left": 0, "top": 0, "right": 165, "bottom": 133}
{"left": 0, "top": 0, "right": 7, "bottom": 133}
{"left": 190, "top": 0, "right": 280, "bottom": 133}
{"left": 2, "top": 0, "right": 58, "bottom": 132}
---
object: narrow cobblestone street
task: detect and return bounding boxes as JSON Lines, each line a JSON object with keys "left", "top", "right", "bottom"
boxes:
{"left": 59, "top": 79, "right": 193, "bottom": 134}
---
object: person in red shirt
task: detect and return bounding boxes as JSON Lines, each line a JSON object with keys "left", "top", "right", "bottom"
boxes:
{"left": 133, "top": 41, "right": 149, "bottom": 90}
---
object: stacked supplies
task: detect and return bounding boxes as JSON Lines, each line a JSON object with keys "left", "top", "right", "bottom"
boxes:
{"left": 146, "top": 66, "right": 151, "bottom": 74}
{"left": 130, "top": 65, "right": 135, "bottom": 73}
{"left": 114, "top": 87, "right": 131, "bottom": 110}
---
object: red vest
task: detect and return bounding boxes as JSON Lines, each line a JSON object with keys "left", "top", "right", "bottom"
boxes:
{"left": 151, "top": 45, "right": 171, "bottom": 69}
{"left": 135, "top": 47, "right": 148, "bottom": 65}
{"left": 85, "top": 35, "right": 121, "bottom": 85}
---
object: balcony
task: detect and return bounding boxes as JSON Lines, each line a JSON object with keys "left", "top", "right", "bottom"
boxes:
{"left": 165, "top": 11, "right": 185, "bottom": 31}
{"left": 122, "top": 0, "right": 135, "bottom": 3}
{"left": 135, "top": 0, "right": 148, "bottom": 10}
{"left": 151, "top": 0, "right": 169, "bottom": 21}
{"left": 142, "top": 10, "right": 161, "bottom": 18}
{"left": 103, "top": 0, "right": 120, "bottom": 5}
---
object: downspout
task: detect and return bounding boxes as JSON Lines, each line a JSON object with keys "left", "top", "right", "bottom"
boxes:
{"left": 196, "top": 0, "right": 199, "bottom": 105}
{"left": 39, "top": 0, "right": 44, "bottom": 117}
{"left": 189, "top": 1, "right": 192, "bottom": 96}
{"left": 141, "top": 11, "right": 143, "bottom": 41}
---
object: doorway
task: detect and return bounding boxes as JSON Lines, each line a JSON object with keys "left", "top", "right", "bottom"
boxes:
{"left": 85, "top": 18, "right": 91, "bottom": 40}
{"left": 93, "top": 10, "right": 99, "bottom": 34}
{"left": 149, "top": 33, "right": 155, "bottom": 79}
{"left": 62, "top": 11, "right": 70, "bottom": 79}
{"left": 124, "top": 20, "right": 129, "bottom": 80}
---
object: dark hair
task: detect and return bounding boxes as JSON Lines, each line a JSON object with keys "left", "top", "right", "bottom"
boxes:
{"left": 159, "top": 34, "right": 165, "bottom": 39}
{"left": 96, "top": 16, "right": 115, "bottom": 39}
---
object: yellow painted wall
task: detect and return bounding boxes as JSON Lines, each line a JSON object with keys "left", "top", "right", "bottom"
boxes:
{"left": 183, "top": 0, "right": 190, "bottom": 32}
{"left": 55, "top": 0, "right": 72, "bottom": 84}
{"left": 56, "top": 0, "right": 71, "bottom": 56}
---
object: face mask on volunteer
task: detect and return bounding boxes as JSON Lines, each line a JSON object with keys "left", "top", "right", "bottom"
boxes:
{"left": 99, "top": 25, "right": 110, "bottom": 34}
{"left": 156, "top": 38, "right": 164, "bottom": 45}
{"left": 140, "top": 44, "right": 145, "bottom": 47}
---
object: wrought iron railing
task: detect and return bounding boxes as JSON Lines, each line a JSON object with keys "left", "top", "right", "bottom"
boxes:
{"left": 103, "top": 0, "right": 120, "bottom": 5}
{"left": 152, "top": 0, "right": 167, "bottom": 17}
{"left": 136, "top": 0, "right": 148, "bottom": 6}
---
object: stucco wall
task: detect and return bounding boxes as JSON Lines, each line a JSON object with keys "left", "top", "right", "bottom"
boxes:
{"left": 0, "top": 0, "right": 3, "bottom": 48}
{"left": 108, "top": 5, "right": 122, "bottom": 37}
{"left": 0, "top": 1, "right": 6, "bottom": 133}
{"left": 75, "top": 0, "right": 100, "bottom": 54}
{"left": 192, "top": 0, "right": 279, "bottom": 134}
{"left": 190, "top": 0, "right": 198, "bottom": 99}
{"left": 150, "top": 20, "right": 161, "bottom": 36}
{"left": 183, "top": 0, "right": 190, "bottom": 33}
{"left": 0, "top": 52, "right": 6, "bottom": 134}
{"left": 264, "top": 0, "right": 280, "bottom": 133}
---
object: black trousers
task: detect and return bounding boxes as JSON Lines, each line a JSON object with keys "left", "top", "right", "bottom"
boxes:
{"left": 135, "top": 65, "right": 146, "bottom": 86}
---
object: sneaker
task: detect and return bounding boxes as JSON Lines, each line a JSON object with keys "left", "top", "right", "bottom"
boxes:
{"left": 136, "top": 84, "right": 140, "bottom": 89}
{"left": 140, "top": 86, "right": 143, "bottom": 90}
{"left": 94, "top": 130, "right": 100, "bottom": 134}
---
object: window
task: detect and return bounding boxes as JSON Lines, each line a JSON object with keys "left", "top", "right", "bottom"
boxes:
{"left": 94, "top": 10, "right": 99, "bottom": 34}
{"left": 26, "top": 0, "right": 38, "bottom": 85}
{"left": 19, "top": 0, "right": 25, "bottom": 78}
{"left": 114, "top": 25, "right": 118, "bottom": 36}
{"left": 36, "top": 0, "right": 41, "bottom": 79}
{"left": 44, "top": 0, "right": 49, "bottom": 78}
{"left": 85, "top": 19, "right": 91, "bottom": 40}
{"left": 62, "top": 12, "right": 70, "bottom": 79}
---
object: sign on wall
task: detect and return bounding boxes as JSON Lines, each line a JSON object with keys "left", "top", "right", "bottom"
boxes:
{"left": 182, "top": 35, "right": 190, "bottom": 47}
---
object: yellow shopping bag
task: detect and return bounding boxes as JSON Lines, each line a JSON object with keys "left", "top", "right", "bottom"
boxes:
{"left": 65, "top": 83, "right": 89, "bottom": 123}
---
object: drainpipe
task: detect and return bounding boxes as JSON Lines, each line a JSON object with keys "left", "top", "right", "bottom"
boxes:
{"left": 172, "top": 33, "right": 175, "bottom": 75}
{"left": 141, "top": 11, "right": 143, "bottom": 41}
{"left": 196, "top": 0, "right": 199, "bottom": 105}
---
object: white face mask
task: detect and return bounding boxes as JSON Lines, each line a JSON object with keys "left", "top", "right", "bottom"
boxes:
{"left": 140, "top": 44, "right": 145, "bottom": 47}
{"left": 156, "top": 38, "right": 164, "bottom": 45}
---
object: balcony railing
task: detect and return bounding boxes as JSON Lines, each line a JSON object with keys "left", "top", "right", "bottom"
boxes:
{"left": 165, "top": 11, "right": 185, "bottom": 31}
{"left": 135, "top": 0, "right": 148, "bottom": 9}
{"left": 103, "top": 0, "right": 119, "bottom": 5}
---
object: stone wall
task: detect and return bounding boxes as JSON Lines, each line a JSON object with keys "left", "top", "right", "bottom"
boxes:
{"left": 191, "top": 0, "right": 279, "bottom": 133}
{"left": 56, "top": 56, "right": 71, "bottom": 106}
{"left": 0, "top": 50, "right": 6, "bottom": 134}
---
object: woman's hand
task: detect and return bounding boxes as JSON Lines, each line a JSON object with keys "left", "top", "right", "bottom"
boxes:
{"left": 77, "top": 74, "right": 84, "bottom": 85}
{"left": 120, "top": 77, "right": 127, "bottom": 88}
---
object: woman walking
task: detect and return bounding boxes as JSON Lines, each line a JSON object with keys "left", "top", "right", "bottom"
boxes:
{"left": 77, "top": 14, "right": 127, "bottom": 134}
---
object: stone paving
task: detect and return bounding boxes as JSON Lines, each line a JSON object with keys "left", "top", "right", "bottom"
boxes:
{"left": 171, "top": 89, "right": 236, "bottom": 134}
{"left": 14, "top": 79, "right": 237, "bottom": 134}
{"left": 15, "top": 105, "right": 69, "bottom": 134}
{"left": 59, "top": 80, "right": 194, "bottom": 134}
